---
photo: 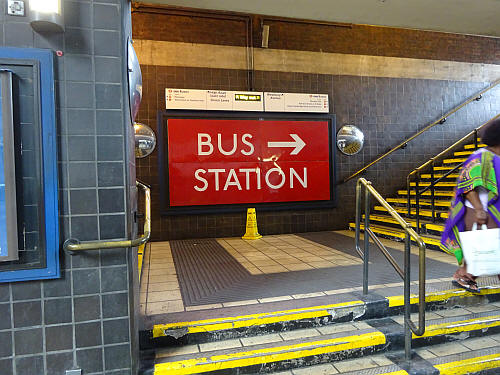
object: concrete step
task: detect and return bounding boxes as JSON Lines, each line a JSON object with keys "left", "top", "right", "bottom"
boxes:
{"left": 359, "top": 214, "right": 444, "bottom": 235}
{"left": 146, "top": 281, "right": 500, "bottom": 347}
{"left": 464, "top": 143, "right": 486, "bottom": 150}
{"left": 284, "top": 356, "right": 404, "bottom": 375}
{"left": 152, "top": 324, "right": 387, "bottom": 374}
{"left": 279, "top": 344, "right": 500, "bottom": 374}
{"left": 397, "top": 190, "right": 454, "bottom": 198}
{"left": 433, "top": 165, "right": 461, "bottom": 172}
{"left": 409, "top": 182, "right": 455, "bottom": 188}
{"left": 442, "top": 158, "right": 467, "bottom": 164}
{"left": 373, "top": 205, "right": 448, "bottom": 220}
{"left": 350, "top": 223, "right": 442, "bottom": 249}
{"left": 419, "top": 173, "right": 459, "bottom": 180}
{"left": 454, "top": 150, "right": 474, "bottom": 157}
{"left": 147, "top": 308, "right": 500, "bottom": 374}
{"left": 386, "top": 198, "right": 451, "bottom": 208}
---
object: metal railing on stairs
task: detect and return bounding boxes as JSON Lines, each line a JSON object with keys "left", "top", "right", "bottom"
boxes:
{"left": 407, "top": 113, "right": 500, "bottom": 232}
{"left": 344, "top": 79, "right": 500, "bottom": 183}
{"left": 355, "top": 178, "right": 426, "bottom": 360}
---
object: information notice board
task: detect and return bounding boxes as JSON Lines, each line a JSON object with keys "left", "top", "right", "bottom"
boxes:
{"left": 159, "top": 111, "right": 336, "bottom": 214}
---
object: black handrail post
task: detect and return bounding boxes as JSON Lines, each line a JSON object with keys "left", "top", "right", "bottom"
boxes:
{"left": 404, "top": 230, "right": 412, "bottom": 360}
{"left": 415, "top": 173, "right": 420, "bottom": 234}
{"left": 407, "top": 174, "right": 412, "bottom": 219}
{"left": 363, "top": 186, "right": 370, "bottom": 295}
{"left": 430, "top": 161, "right": 435, "bottom": 224}
{"left": 474, "top": 129, "right": 478, "bottom": 150}
{"left": 355, "top": 180, "right": 362, "bottom": 260}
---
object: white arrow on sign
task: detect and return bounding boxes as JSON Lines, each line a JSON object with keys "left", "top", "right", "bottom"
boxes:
{"left": 267, "top": 134, "right": 306, "bottom": 155}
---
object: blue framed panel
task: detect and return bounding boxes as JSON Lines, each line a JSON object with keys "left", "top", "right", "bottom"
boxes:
{"left": 0, "top": 47, "right": 59, "bottom": 282}
{"left": 0, "top": 70, "right": 19, "bottom": 262}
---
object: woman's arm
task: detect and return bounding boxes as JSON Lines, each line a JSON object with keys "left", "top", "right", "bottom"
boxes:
{"left": 464, "top": 189, "right": 488, "bottom": 224}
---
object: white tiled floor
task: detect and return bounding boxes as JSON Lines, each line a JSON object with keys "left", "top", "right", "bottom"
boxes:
{"left": 217, "top": 234, "right": 362, "bottom": 275}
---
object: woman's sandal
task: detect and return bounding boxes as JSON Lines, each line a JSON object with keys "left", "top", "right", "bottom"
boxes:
{"left": 452, "top": 278, "right": 481, "bottom": 293}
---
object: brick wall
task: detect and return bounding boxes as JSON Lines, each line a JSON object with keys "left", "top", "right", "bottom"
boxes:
{"left": 132, "top": 5, "right": 500, "bottom": 64}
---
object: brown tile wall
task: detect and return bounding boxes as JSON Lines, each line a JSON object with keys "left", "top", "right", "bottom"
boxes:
{"left": 131, "top": 5, "right": 500, "bottom": 65}
{"left": 135, "top": 65, "right": 500, "bottom": 241}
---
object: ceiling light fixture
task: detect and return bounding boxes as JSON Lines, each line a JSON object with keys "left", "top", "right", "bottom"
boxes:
{"left": 29, "top": 0, "right": 64, "bottom": 33}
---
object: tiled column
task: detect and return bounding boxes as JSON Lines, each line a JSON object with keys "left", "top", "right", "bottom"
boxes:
{"left": 0, "top": 1, "right": 138, "bottom": 374}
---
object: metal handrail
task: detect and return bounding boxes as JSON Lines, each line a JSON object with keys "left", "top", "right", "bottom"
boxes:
{"left": 355, "top": 178, "right": 425, "bottom": 360}
{"left": 407, "top": 113, "right": 500, "bottom": 230}
{"left": 344, "top": 79, "right": 500, "bottom": 183}
{"left": 63, "top": 181, "right": 151, "bottom": 252}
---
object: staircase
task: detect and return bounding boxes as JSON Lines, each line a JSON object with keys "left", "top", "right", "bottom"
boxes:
{"left": 139, "top": 281, "right": 500, "bottom": 374}
{"left": 349, "top": 141, "right": 487, "bottom": 251}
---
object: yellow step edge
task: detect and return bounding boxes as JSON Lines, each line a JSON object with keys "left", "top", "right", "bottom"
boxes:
{"left": 155, "top": 282, "right": 500, "bottom": 341}
{"left": 386, "top": 198, "right": 450, "bottom": 207}
{"left": 409, "top": 182, "right": 455, "bottom": 187}
{"left": 154, "top": 332, "right": 387, "bottom": 375}
{"left": 420, "top": 174, "right": 459, "bottom": 179}
{"left": 454, "top": 151, "right": 473, "bottom": 156}
{"left": 434, "top": 166, "right": 457, "bottom": 171}
{"left": 359, "top": 215, "right": 444, "bottom": 232}
{"left": 413, "top": 314, "right": 500, "bottom": 339}
{"left": 352, "top": 224, "right": 442, "bottom": 247}
{"left": 374, "top": 206, "right": 448, "bottom": 219}
{"left": 435, "top": 353, "right": 500, "bottom": 375}
{"left": 398, "top": 190, "right": 454, "bottom": 197}
{"left": 349, "top": 223, "right": 405, "bottom": 239}
{"left": 153, "top": 300, "right": 365, "bottom": 337}
{"left": 426, "top": 223, "right": 444, "bottom": 232}
{"left": 364, "top": 214, "right": 417, "bottom": 227}
{"left": 387, "top": 286, "right": 500, "bottom": 307}
{"left": 464, "top": 143, "right": 486, "bottom": 149}
{"left": 443, "top": 158, "right": 467, "bottom": 164}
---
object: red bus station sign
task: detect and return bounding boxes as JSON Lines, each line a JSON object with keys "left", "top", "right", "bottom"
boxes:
{"left": 165, "top": 118, "right": 333, "bottom": 207}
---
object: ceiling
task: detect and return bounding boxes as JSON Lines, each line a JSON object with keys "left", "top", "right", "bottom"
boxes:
{"left": 141, "top": 0, "right": 500, "bottom": 37}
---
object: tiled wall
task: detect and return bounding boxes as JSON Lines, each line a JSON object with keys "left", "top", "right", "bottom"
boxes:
{"left": 136, "top": 66, "right": 500, "bottom": 241}
{"left": 131, "top": 4, "right": 500, "bottom": 241}
{"left": 0, "top": 1, "right": 136, "bottom": 374}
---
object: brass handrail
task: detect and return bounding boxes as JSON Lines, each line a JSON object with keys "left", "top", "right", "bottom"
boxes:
{"left": 355, "top": 178, "right": 425, "bottom": 360}
{"left": 63, "top": 181, "right": 151, "bottom": 252}
{"left": 344, "top": 79, "right": 500, "bottom": 183}
{"left": 410, "top": 113, "right": 500, "bottom": 177}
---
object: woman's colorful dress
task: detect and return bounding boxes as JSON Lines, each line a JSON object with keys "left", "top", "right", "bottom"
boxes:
{"left": 440, "top": 149, "right": 500, "bottom": 264}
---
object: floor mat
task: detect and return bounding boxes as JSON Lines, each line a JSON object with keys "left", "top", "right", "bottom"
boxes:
{"left": 167, "top": 233, "right": 456, "bottom": 306}
{"left": 170, "top": 239, "right": 249, "bottom": 306}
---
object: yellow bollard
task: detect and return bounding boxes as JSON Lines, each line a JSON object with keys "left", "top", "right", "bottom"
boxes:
{"left": 242, "top": 208, "right": 262, "bottom": 240}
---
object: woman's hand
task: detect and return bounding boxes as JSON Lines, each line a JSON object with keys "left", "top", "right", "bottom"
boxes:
{"left": 475, "top": 209, "right": 488, "bottom": 225}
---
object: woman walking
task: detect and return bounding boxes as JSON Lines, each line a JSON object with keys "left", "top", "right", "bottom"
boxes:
{"left": 441, "top": 117, "right": 500, "bottom": 293}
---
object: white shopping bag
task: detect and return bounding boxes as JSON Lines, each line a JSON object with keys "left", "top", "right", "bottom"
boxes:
{"left": 459, "top": 223, "right": 500, "bottom": 276}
